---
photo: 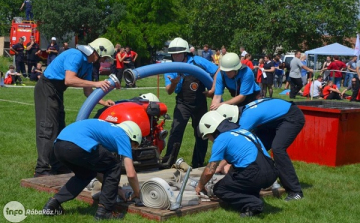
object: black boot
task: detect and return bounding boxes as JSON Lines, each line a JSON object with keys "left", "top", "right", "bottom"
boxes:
{"left": 43, "top": 198, "right": 64, "bottom": 216}
{"left": 94, "top": 205, "right": 124, "bottom": 220}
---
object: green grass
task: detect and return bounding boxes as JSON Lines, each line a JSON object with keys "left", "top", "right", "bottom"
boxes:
{"left": 1, "top": 72, "right": 360, "bottom": 222}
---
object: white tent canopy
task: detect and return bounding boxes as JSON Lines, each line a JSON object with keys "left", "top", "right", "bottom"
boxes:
{"left": 305, "top": 43, "right": 355, "bottom": 56}
{"left": 305, "top": 43, "right": 356, "bottom": 70}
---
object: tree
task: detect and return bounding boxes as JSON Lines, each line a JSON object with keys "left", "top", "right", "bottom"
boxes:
{"left": 0, "top": 0, "right": 23, "bottom": 36}
{"left": 33, "top": 0, "right": 116, "bottom": 43}
{"left": 103, "top": 0, "right": 185, "bottom": 61}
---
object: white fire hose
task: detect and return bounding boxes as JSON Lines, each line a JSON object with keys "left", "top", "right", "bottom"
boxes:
{"left": 140, "top": 177, "right": 177, "bottom": 209}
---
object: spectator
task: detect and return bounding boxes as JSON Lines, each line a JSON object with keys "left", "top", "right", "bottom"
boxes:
{"left": 59, "top": 42, "right": 70, "bottom": 54}
{"left": 210, "top": 52, "right": 260, "bottom": 109}
{"left": 300, "top": 54, "right": 308, "bottom": 86}
{"left": 202, "top": 44, "right": 214, "bottom": 62}
{"left": 262, "top": 55, "right": 275, "bottom": 98}
{"left": 341, "top": 78, "right": 360, "bottom": 102}
{"left": 254, "top": 58, "right": 264, "bottom": 97}
{"left": 122, "top": 46, "right": 138, "bottom": 87}
{"left": 10, "top": 37, "right": 26, "bottom": 78}
{"left": 344, "top": 56, "right": 357, "bottom": 87}
{"left": 196, "top": 111, "right": 278, "bottom": 217}
{"left": 310, "top": 75, "right": 324, "bottom": 98}
{"left": 20, "top": 0, "right": 33, "bottom": 21}
{"left": 242, "top": 54, "right": 254, "bottom": 69}
{"left": 162, "top": 37, "right": 219, "bottom": 168}
{"left": 289, "top": 51, "right": 313, "bottom": 99}
{"left": 283, "top": 61, "right": 291, "bottom": 90}
{"left": 111, "top": 44, "right": 121, "bottom": 74}
{"left": 357, "top": 56, "right": 360, "bottom": 79}
{"left": 322, "top": 81, "right": 342, "bottom": 100}
{"left": 320, "top": 56, "right": 332, "bottom": 80}
{"left": 273, "top": 56, "right": 284, "bottom": 89}
{"left": 189, "top": 46, "right": 197, "bottom": 56}
{"left": 323, "top": 55, "right": 346, "bottom": 89}
{"left": 213, "top": 49, "right": 221, "bottom": 66}
{"left": 5, "top": 65, "right": 25, "bottom": 85}
{"left": 0, "top": 71, "right": 4, "bottom": 87}
{"left": 42, "top": 119, "right": 142, "bottom": 220}
{"left": 33, "top": 38, "right": 116, "bottom": 177}
{"left": 115, "top": 47, "right": 125, "bottom": 86}
{"left": 219, "top": 46, "right": 227, "bottom": 63}
{"left": 239, "top": 46, "right": 247, "bottom": 61}
{"left": 30, "top": 62, "right": 43, "bottom": 81}
{"left": 46, "top": 37, "right": 59, "bottom": 65}
{"left": 301, "top": 78, "right": 312, "bottom": 97}
{"left": 26, "top": 35, "right": 41, "bottom": 77}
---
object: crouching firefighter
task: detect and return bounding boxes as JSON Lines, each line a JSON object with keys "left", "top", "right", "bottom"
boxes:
{"left": 162, "top": 37, "right": 219, "bottom": 168}
{"left": 42, "top": 119, "right": 142, "bottom": 220}
{"left": 196, "top": 111, "right": 278, "bottom": 217}
{"left": 216, "top": 98, "right": 305, "bottom": 201}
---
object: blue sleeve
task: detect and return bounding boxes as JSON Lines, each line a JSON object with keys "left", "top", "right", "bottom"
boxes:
{"left": 193, "top": 56, "right": 218, "bottom": 77}
{"left": 239, "top": 112, "right": 256, "bottom": 130}
{"left": 64, "top": 53, "right": 83, "bottom": 73}
{"left": 164, "top": 72, "right": 177, "bottom": 87}
{"left": 214, "top": 71, "right": 225, "bottom": 95}
{"left": 209, "top": 139, "right": 226, "bottom": 163}
{"left": 239, "top": 69, "right": 257, "bottom": 95}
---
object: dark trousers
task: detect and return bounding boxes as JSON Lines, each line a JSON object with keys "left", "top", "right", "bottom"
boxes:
{"left": 255, "top": 105, "right": 305, "bottom": 194}
{"left": 326, "top": 92, "right": 341, "bottom": 100}
{"left": 27, "top": 60, "right": 37, "bottom": 76}
{"left": 26, "top": 10, "right": 33, "bottom": 21}
{"left": 54, "top": 141, "right": 121, "bottom": 211}
{"left": 34, "top": 77, "right": 68, "bottom": 174}
{"left": 116, "top": 68, "right": 124, "bottom": 84}
{"left": 15, "top": 61, "right": 26, "bottom": 76}
{"left": 289, "top": 77, "right": 303, "bottom": 98}
{"left": 165, "top": 100, "right": 208, "bottom": 168}
{"left": 213, "top": 151, "right": 277, "bottom": 213}
{"left": 11, "top": 75, "right": 23, "bottom": 84}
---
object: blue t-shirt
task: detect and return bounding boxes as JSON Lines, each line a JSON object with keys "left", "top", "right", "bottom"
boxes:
{"left": 209, "top": 128, "right": 270, "bottom": 168}
{"left": 239, "top": 98, "right": 292, "bottom": 131}
{"left": 215, "top": 67, "right": 260, "bottom": 95}
{"left": 44, "top": 48, "right": 92, "bottom": 81}
{"left": 164, "top": 55, "right": 218, "bottom": 94}
{"left": 56, "top": 119, "right": 133, "bottom": 158}
{"left": 301, "top": 60, "right": 307, "bottom": 77}
{"left": 24, "top": 0, "right": 32, "bottom": 10}
{"left": 202, "top": 50, "right": 213, "bottom": 61}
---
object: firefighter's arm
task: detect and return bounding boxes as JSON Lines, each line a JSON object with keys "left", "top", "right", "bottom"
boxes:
{"left": 83, "top": 87, "right": 114, "bottom": 106}
{"left": 20, "top": 3, "right": 24, "bottom": 10}
{"left": 195, "top": 161, "right": 219, "bottom": 194}
{"left": 124, "top": 157, "right": 140, "bottom": 199}
{"left": 10, "top": 46, "right": 17, "bottom": 55}
{"left": 204, "top": 68, "right": 220, "bottom": 98}
{"left": 165, "top": 74, "right": 181, "bottom": 95}
{"left": 210, "top": 95, "right": 222, "bottom": 110}
{"left": 224, "top": 94, "right": 247, "bottom": 105}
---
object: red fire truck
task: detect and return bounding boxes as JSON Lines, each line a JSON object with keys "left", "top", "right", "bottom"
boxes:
{"left": 9, "top": 17, "right": 77, "bottom": 62}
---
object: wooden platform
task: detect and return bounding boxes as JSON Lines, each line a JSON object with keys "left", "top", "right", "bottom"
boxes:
{"left": 20, "top": 169, "right": 285, "bottom": 221}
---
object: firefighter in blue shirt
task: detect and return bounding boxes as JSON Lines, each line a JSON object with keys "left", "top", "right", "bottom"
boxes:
{"left": 210, "top": 52, "right": 261, "bottom": 110}
{"left": 34, "top": 38, "right": 116, "bottom": 178}
{"left": 163, "top": 37, "right": 219, "bottom": 168}
{"left": 196, "top": 111, "right": 278, "bottom": 217}
{"left": 216, "top": 98, "right": 305, "bottom": 201}
{"left": 42, "top": 119, "right": 142, "bottom": 220}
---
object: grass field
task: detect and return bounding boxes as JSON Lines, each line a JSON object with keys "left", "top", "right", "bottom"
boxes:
{"left": 1, "top": 63, "right": 360, "bottom": 222}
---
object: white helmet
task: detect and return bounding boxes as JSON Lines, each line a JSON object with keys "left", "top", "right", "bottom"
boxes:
{"left": 117, "top": 121, "right": 142, "bottom": 145}
{"left": 220, "top": 52, "right": 241, "bottom": 71}
{"left": 89, "top": 37, "right": 115, "bottom": 59}
{"left": 168, "top": 37, "right": 190, "bottom": 54}
{"left": 140, "top": 93, "right": 160, "bottom": 102}
{"left": 198, "top": 111, "right": 226, "bottom": 140}
{"left": 216, "top": 104, "right": 239, "bottom": 123}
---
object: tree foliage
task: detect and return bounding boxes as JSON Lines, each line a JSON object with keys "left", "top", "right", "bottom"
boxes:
{"left": 0, "top": 0, "right": 24, "bottom": 36}
{"left": 33, "top": 0, "right": 115, "bottom": 43}
{"left": 104, "top": 0, "right": 185, "bottom": 59}
{"left": 183, "top": 0, "right": 360, "bottom": 55}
